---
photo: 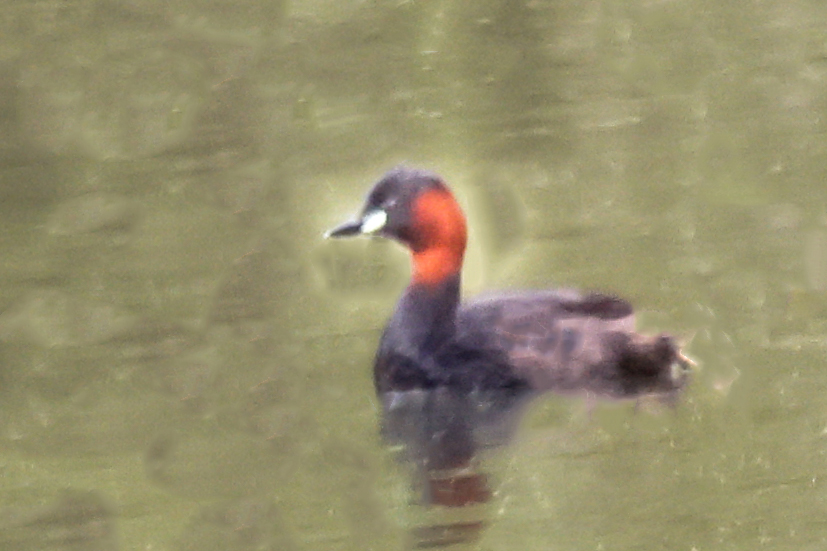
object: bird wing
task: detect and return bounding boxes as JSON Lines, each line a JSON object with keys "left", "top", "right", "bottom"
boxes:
{"left": 455, "top": 290, "right": 637, "bottom": 393}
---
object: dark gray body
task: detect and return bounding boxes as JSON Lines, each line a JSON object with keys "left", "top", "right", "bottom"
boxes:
{"left": 375, "top": 277, "right": 689, "bottom": 401}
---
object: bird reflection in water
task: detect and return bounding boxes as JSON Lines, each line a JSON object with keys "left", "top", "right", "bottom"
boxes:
{"left": 380, "top": 386, "right": 533, "bottom": 548}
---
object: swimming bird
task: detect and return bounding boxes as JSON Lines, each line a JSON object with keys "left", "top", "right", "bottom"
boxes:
{"left": 326, "top": 166, "right": 693, "bottom": 403}
{"left": 326, "top": 167, "right": 694, "bottom": 547}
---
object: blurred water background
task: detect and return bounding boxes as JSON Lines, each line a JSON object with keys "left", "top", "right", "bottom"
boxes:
{"left": 1, "top": 1, "right": 827, "bottom": 550}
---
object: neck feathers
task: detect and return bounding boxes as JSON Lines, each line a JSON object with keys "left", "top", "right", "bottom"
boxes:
{"left": 410, "top": 187, "right": 467, "bottom": 286}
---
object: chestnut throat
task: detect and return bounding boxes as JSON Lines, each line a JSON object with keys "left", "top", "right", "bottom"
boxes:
{"left": 409, "top": 187, "right": 467, "bottom": 288}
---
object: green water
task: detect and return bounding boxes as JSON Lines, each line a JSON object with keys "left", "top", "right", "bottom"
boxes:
{"left": 1, "top": 1, "right": 827, "bottom": 550}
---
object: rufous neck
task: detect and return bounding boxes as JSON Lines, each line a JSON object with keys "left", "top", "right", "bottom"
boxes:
{"left": 409, "top": 186, "right": 467, "bottom": 287}
{"left": 412, "top": 248, "right": 464, "bottom": 287}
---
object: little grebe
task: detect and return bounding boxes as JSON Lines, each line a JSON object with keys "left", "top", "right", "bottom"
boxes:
{"left": 326, "top": 167, "right": 693, "bottom": 402}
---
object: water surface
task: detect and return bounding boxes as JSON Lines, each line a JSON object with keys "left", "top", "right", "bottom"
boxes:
{"left": 1, "top": 1, "right": 826, "bottom": 550}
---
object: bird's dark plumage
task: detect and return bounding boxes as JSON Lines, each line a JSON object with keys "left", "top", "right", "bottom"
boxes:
{"left": 327, "top": 167, "right": 692, "bottom": 401}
